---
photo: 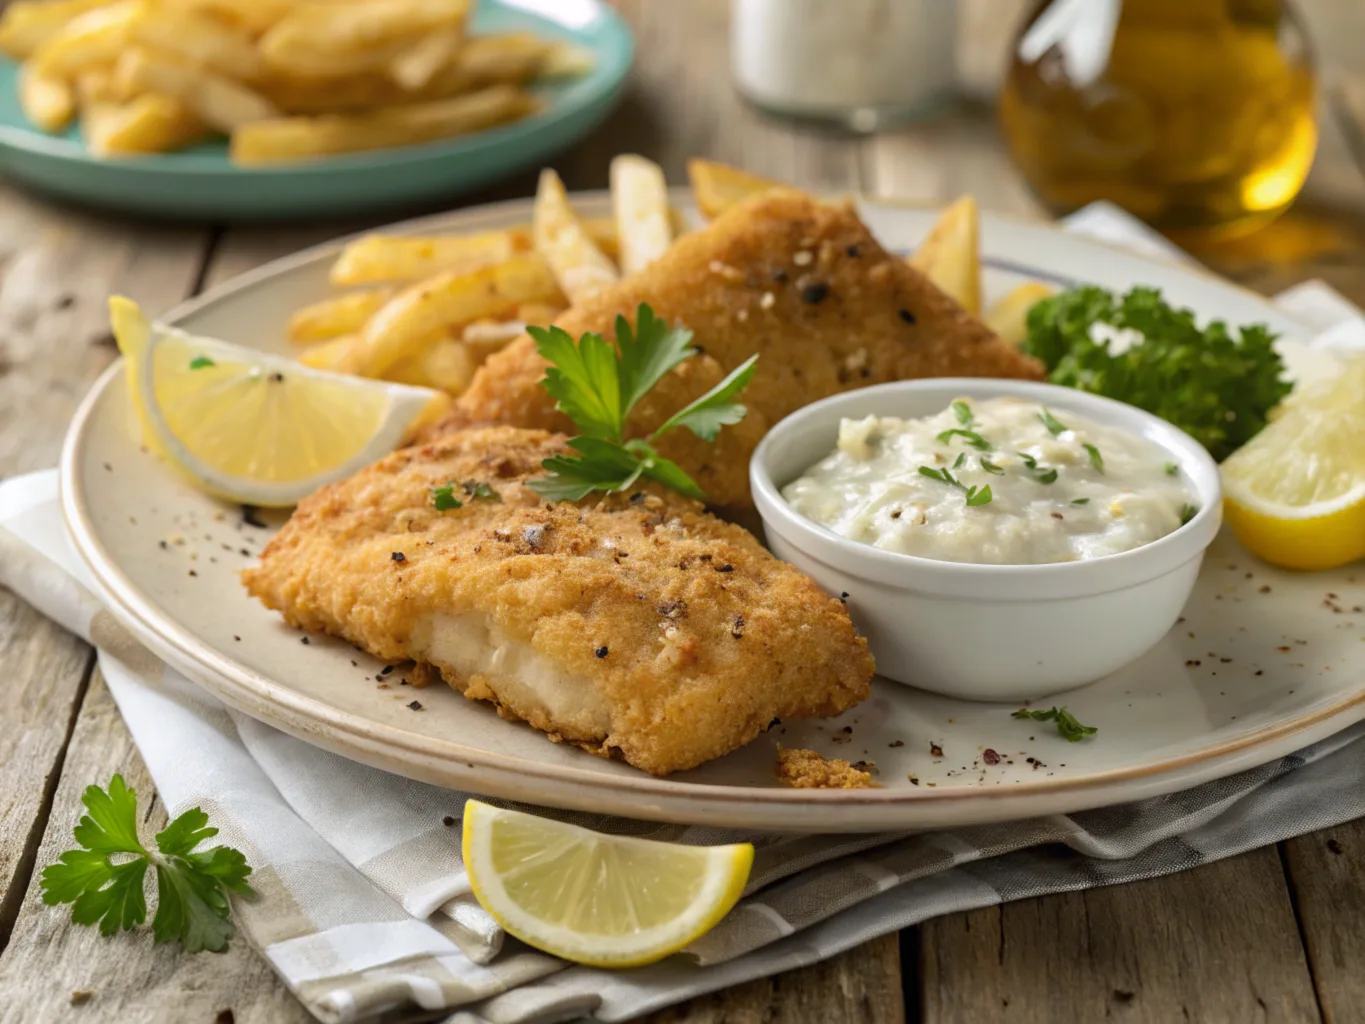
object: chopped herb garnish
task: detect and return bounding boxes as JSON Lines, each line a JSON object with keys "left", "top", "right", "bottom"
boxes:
{"left": 964, "top": 484, "right": 992, "bottom": 506}
{"left": 1071, "top": 497, "right": 1090, "bottom": 505}
{"left": 1011, "top": 706, "right": 1097, "bottom": 742}
{"left": 1039, "top": 407, "right": 1069, "bottom": 436}
{"left": 188, "top": 356, "right": 215, "bottom": 370}
{"left": 1180, "top": 503, "right": 1199, "bottom": 525}
{"left": 1017, "top": 452, "right": 1038, "bottom": 470}
{"left": 936, "top": 428, "right": 992, "bottom": 451}
{"left": 1165, "top": 462, "right": 1179, "bottom": 476}
{"left": 918, "top": 466, "right": 958, "bottom": 487}
{"left": 1083, "top": 443, "right": 1104, "bottom": 473}
{"left": 1033, "top": 468, "right": 1058, "bottom": 484}
{"left": 462, "top": 481, "right": 499, "bottom": 501}
{"left": 528, "top": 304, "right": 756, "bottom": 501}
{"left": 39, "top": 775, "right": 254, "bottom": 953}
{"left": 431, "top": 484, "right": 462, "bottom": 511}
{"left": 951, "top": 400, "right": 974, "bottom": 427}
{"left": 952, "top": 452, "right": 966, "bottom": 469}
{"left": 980, "top": 458, "right": 1004, "bottom": 475}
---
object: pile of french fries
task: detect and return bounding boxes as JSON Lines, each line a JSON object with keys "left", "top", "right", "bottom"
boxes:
{"left": 0, "top": 0, "right": 591, "bottom": 163}
{"left": 286, "top": 155, "right": 1053, "bottom": 394}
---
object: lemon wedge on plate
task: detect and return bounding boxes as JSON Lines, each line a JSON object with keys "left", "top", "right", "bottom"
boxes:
{"left": 1220, "top": 356, "right": 1365, "bottom": 571}
{"left": 110, "top": 297, "right": 448, "bottom": 507}
{"left": 462, "top": 800, "right": 753, "bottom": 967}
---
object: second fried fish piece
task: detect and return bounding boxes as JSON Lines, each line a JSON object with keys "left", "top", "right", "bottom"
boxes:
{"left": 435, "top": 189, "right": 1044, "bottom": 512}
{"left": 242, "top": 426, "right": 873, "bottom": 775}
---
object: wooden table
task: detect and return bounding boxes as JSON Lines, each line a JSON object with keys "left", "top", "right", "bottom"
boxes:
{"left": 2, "top": 2, "right": 1364, "bottom": 1021}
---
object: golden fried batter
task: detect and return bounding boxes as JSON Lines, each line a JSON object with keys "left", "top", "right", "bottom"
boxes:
{"left": 775, "top": 747, "right": 877, "bottom": 789}
{"left": 243, "top": 427, "right": 873, "bottom": 775}
{"left": 435, "top": 190, "right": 1043, "bottom": 512}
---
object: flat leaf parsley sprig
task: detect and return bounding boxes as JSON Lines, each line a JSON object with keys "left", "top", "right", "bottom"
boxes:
{"left": 40, "top": 774, "right": 254, "bottom": 953}
{"left": 528, "top": 303, "right": 757, "bottom": 501}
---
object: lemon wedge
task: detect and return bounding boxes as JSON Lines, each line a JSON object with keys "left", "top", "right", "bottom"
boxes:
{"left": 110, "top": 297, "right": 448, "bottom": 507}
{"left": 1220, "top": 356, "right": 1365, "bottom": 571}
{"left": 462, "top": 800, "right": 753, "bottom": 967}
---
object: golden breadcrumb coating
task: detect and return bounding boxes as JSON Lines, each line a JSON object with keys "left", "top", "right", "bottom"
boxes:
{"left": 242, "top": 426, "right": 874, "bottom": 775}
{"left": 775, "top": 747, "right": 877, "bottom": 789}
{"left": 433, "top": 189, "right": 1043, "bottom": 512}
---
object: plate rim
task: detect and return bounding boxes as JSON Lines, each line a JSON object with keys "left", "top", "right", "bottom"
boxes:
{"left": 59, "top": 194, "right": 1365, "bottom": 822}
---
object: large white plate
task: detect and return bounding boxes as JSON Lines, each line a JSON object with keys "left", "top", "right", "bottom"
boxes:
{"left": 59, "top": 194, "right": 1365, "bottom": 832}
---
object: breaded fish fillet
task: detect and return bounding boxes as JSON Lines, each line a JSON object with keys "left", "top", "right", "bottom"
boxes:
{"left": 434, "top": 190, "right": 1044, "bottom": 512}
{"left": 242, "top": 426, "right": 873, "bottom": 775}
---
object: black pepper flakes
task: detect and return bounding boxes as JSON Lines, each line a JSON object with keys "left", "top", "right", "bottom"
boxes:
{"left": 888, "top": 740, "right": 904, "bottom": 748}
{"left": 241, "top": 505, "right": 267, "bottom": 529}
{"left": 845, "top": 244, "right": 860, "bottom": 257}
{"left": 930, "top": 741, "right": 944, "bottom": 757}
{"left": 800, "top": 282, "right": 830, "bottom": 304}
{"left": 1327, "top": 838, "right": 1344, "bottom": 855}
{"left": 716, "top": 563, "right": 734, "bottom": 573}
{"left": 731, "top": 615, "right": 745, "bottom": 639}
{"left": 595, "top": 645, "right": 609, "bottom": 658}
{"left": 381, "top": 665, "right": 394, "bottom": 676}
{"left": 187, "top": 569, "right": 197, "bottom": 577}
{"left": 391, "top": 551, "right": 406, "bottom": 562}
{"left": 442, "top": 815, "right": 456, "bottom": 827}
{"left": 300, "top": 636, "right": 311, "bottom": 645}
{"left": 407, "top": 700, "right": 423, "bottom": 711}
{"left": 772, "top": 268, "right": 789, "bottom": 283}
{"left": 898, "top": 308, "right": 916, "bottom": 325}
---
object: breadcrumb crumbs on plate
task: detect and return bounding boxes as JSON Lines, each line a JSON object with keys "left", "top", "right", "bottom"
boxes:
{"left": 775, "top": 746, "right": 877, "bottom": 789}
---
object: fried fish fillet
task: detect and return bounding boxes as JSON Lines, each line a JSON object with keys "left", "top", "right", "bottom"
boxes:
{"left": 434, "top": 189, "right": 1044, "bottom": 512}
{"left": 242, "top": 426, "right": 873, "bottom": 775}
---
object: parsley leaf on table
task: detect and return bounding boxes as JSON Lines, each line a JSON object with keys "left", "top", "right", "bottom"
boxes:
{"left": 1011, "top": 706, "right": 1098, "bottom": 742}
{"left": 528, "top": 304, "right": 757, "bottom": 501}
{"left": 40, "top": 775, "right": 254, "bottom": 953}
{"left": 1021, "top": 285, "right": 1290, "bottom": 462}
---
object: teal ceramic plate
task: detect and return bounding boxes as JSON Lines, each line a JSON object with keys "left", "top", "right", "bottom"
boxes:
{"left": 0, "top": 0, "right": 633, "bottom": 220}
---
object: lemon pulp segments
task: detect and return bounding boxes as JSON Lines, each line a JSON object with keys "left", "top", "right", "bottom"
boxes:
{"left": 462, "top": 800, "right": 753, "bottom": 967}
{"left": 1220, "top": 357, "right": 1365, "bottom": 571}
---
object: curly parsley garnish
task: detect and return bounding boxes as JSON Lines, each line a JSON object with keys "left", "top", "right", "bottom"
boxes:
{"left": 1022, "top": 285, "right": 1289, "bottom": 462}
{"left": 40, "top": 775, "right": 254, "bottom": 953}
{"left": 1012, "top": 706, "right": 1097, "bottom": 742}
{"left": 431, "top": 484, "right": 462, "bottom": 511}
{"left": 528, "top": 304, "right": 755, "bottom": 501}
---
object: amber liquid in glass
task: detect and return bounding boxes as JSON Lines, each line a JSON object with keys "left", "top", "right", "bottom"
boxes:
{"left": 999, "top": 0, "right": 1318, "bottom": 238}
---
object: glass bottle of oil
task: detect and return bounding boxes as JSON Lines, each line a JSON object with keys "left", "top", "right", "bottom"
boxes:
{"left": 998, "top": 0, "right": 1317, "bottom": 239}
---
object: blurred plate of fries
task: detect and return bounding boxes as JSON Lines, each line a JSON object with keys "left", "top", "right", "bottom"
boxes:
{"left": 0, "top": 0, "right": 632, "bottom": 219}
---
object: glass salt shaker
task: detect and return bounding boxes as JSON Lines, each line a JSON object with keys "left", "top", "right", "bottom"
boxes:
{"left": 731, "top": 0, "right": 959, "bottom": 132}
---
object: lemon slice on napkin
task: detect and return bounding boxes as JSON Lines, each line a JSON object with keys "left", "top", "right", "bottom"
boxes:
{"left": 110, "top": 297, "right": 448, "bottom": 507}
{"left": 462, "top": 800, "right": 753, "bottom": 967}
{"left": 1221, "top": 355, "right": 1365, "bottom": 571}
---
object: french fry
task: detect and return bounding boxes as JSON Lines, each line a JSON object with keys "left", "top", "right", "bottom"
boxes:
{"left": 30, "top": 2, "right": 140, "bottom": 80}
{"left": 17, "top": 64, "right": 76, "bottom": 132}
{"left": 515, "top": 302, "right": 563, "bottom": 326}
{"left": 297, "top": 333, "right": 363, "bottom": 373}
{"left": 687, "top": 159, "right": 781, "bottom": 219}
{"left": 0, "top": 0, "right": 116, "bottom": 61}
{"left": 130, "top": 8, "right": 264, "bottom": 82}
{"left": 116, "top": 46, "right": 279, "bottom": 132}
{"left": 330, "top": 229, "right": 531, "bottom": 286}
{"left": 909, "top": 195, "right": 982, "bottom": 316}
{"left": 610, "top": 154, "right": 672, "bottom": 275}
{"left": 173, "top": 0, "right": 294, "bottom": 38}
{"left": 533, "top": 168, "right": 619, "bottom": 303}
{"left": 388, "top": 337, "right": 477, "bottom": 393}
{"left": 540, "top": 41, "right": 596, "bottom": 78}
{"left": 454, "top": 32, "right": 549, "bottom": 81}
{"left": 85, "top": 91, "right": 207, "bottom": 156}
{"left": 259, "top": 0, "right": 469, "bottom": 74}
{"left": 358, "top": 254, "right": 563, "bottom": 376}
{"left": 462, "top": 319, "right": 528, "bottom": 345}
{"left": 73, "top": 64, "right": 117, "bottom": 105}
{"left": 983, "top": 282, "right": 1055, "bottom": 348}
{"left": 230, "top": 84, "right": 537, "bottom": 166}
{"left": 388, "top": 27, "right": 462, "bottom": 91}
{"left": 288, "top": 288, "right": 394, "bottom": 343}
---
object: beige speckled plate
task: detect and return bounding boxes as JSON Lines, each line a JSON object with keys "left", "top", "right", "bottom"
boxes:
{"left": 59, "top": 193, "right": 1365, "bottom": 832}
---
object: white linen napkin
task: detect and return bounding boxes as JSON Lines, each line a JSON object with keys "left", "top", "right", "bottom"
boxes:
{"left": 2, "top": 204, "right": 1363, "bottom": 1024}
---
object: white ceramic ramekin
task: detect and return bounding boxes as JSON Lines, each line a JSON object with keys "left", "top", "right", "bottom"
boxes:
{"left": 750, "top": 379, "right": 1223, "bottom": 702}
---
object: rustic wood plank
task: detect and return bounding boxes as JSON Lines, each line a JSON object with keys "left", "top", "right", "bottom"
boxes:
{"left": 643, "top": 934, "right": 904, "bottom": 1024}
{"left": 1281, "top": 822, "right": 1365, "bottom": 1024}
{"left": 920, "top": 849, "right": 1321, "bottom": 1023}
{"left": 0, "top": 672, "right": 313, "bottom": 1024}
{"left": 0, "top": 183, "right": 209, "bottom": 960}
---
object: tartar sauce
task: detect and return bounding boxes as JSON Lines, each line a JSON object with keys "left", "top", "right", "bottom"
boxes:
{"left": 782, "top": 397, "right": 1196, "bottom": 565}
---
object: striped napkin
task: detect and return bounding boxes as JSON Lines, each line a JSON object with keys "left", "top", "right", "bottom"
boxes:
{"left": 1, "top": 205, "right": 1363, "bottom": 1024}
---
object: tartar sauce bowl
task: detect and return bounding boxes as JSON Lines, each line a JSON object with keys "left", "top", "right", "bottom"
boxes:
{"left": 750, "top": 378, "right": 1222, "bottom": 702}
